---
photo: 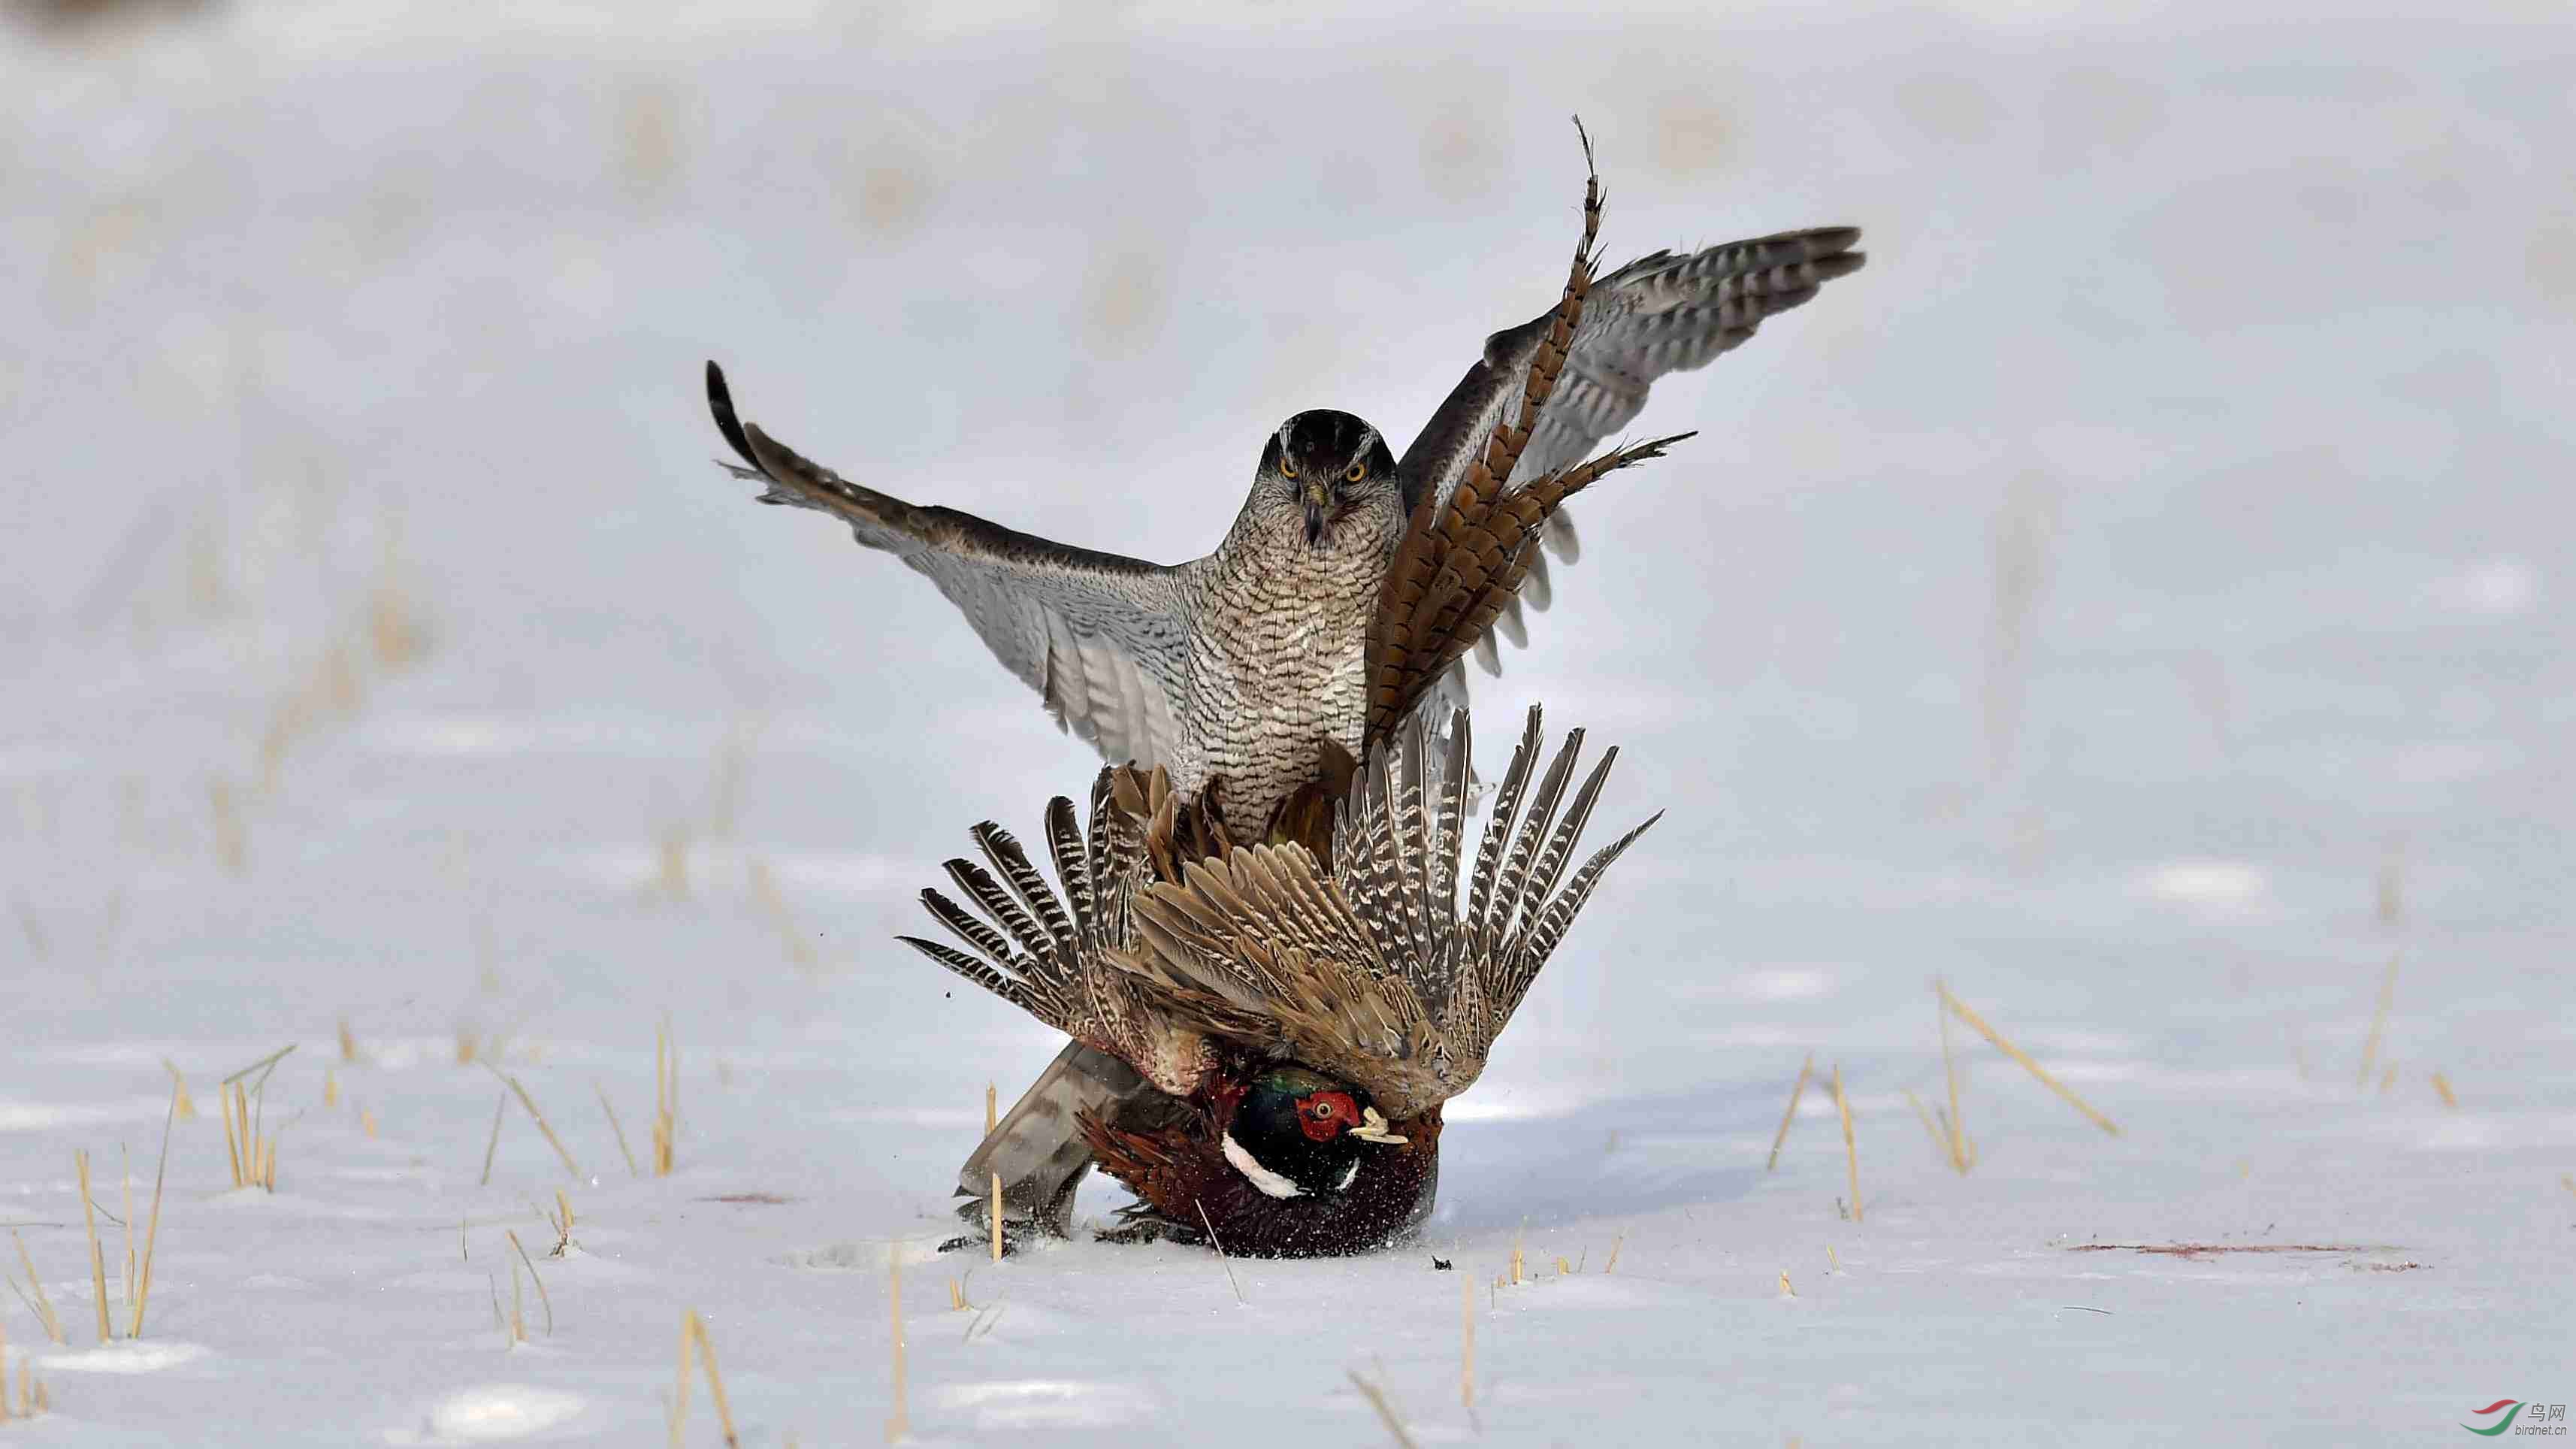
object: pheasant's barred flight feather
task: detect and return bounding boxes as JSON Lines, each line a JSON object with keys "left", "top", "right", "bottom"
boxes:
{"left": 1118, "top": 704, "right": 1653, "bottom": 1119}
{"left": 1464, "top": 706, "right": 1544, "bottom": 939}
{"left": 944, "top": 857, "right": 1049, "bottom": 970}
{"left": 973, "top": 823, "right": 1078, "bottom": 963}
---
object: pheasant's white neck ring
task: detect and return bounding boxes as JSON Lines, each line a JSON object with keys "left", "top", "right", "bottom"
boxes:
{"left": 1221, "top": 1131, "right": 1305, "bottom": 1199}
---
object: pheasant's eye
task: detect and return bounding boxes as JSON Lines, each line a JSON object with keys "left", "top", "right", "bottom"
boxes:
{"left": 1310, "top": 1101, "right": 1335, "bottom": 1120}
{"left": 1345, "top": 461, "right": 1367, "bottom": 483}
{"left": 1279, "top": 456, "right": 1298, "bottom": 479}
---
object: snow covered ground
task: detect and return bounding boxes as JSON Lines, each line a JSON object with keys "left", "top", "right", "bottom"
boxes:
{"left": 5, "top": 2, "right": 2571, "bottom": 1442}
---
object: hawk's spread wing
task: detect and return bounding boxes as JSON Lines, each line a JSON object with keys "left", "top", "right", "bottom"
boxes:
{"left": 1397, "top": 226, "right": 1866, "bottom": 674}
{"left": 707, "top": 362, "right": 1191, "bottom": 768}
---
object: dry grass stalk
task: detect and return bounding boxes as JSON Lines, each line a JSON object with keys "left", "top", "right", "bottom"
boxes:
{"left": 9, "top": 892, "right": 45, "bottom": 962}
{"left": 685, "top": 1311, "right": 741, "bottom": 1447}
{"left": 508, "top": 1254, "right": 525, "bottom": 1345}
{"left": 1833, "top": 1064, "right": 1861, "bottom": 1224}
{"left": 359, "top": 1106, "right": 378, "bottom": 1138}
{"left": 221, "top": 1082, "right": 244, "bottom": 1186}
{"left": 479, "top": 1089, "right": 506, "bottom": 1187}
{"left": 323, "top": 1069, "right": 339, "bottom": 1109}
{"left": 488, "top": 1066, "right": 582, "bottom": 1181}
{"left": 990, "top": 1172, "right": 1002, "bottom": 1264}
{"left": 338, "top": 1019, "right": 358, "bottom": 1063}
{"left": 2378, "top": 1063, "right": 2397, "bottom": 1094}
{"left": 367, "top": 568, "right": 430, "bottom": 670}
{"left": 670, "top": 1310, "right": 694, "bottom": 1448}
{"left": 1604, "top": 1232, "right": 1623, "bottom": 1275}
{"left": 1765, "top": 1052, "right": 1813, "bottom": 1172}
{"left": 1934, "top": 1105, "right": 1970, "bottom": 1170}
{"left": 222, "top": 1042, "right": 297, "bottom": 1091}
{"left": 1510, "top": 1233, "right": 1522, "bottom": 1287}
{"left": 119, "top": 1147, "right": 135, "bottom": 1311}
{"left": 9, "top": 1233, "right": 63, "bottom": 1343}
{"left": 2356, "top": 955, "right": 2398, "bottom": 1088}
{"left": 1940, "top": 985, "right": 2121, "bottom": 1136}
{"left": 506, "top": 1231, "right": 552, "bottom": 1336}
{"left": 2375, "top": 839, "right": 2405, "bottom": 930}
{"left": 318, "top": 643, "right": 359, "bottom": 715}
{"left": 748, "top": 858, "right": 821, "bottom": 973}
{"left": 657, "top": 824, "right": 691, "bottom": 901}
{"left": 159, "top": 1060, "right": 196, "bottom": 1122}
{"left": 1827, "top": 1244, "right": 1841, "bottom": 1273}
{"left": 1904, "top": 1089, "right": 1946, "bottom": 1160}
{"left": 947, "top": 1278, "right": 966, "bottom": 1312}
{"left": 548, "top": 1190, "right": 575, "bottom": 1257}
{"left": 653, "top": 1021, "right": 679, "bottom": 1176}
{"left": 208, "top": 777, "right": 247, "bottom": 876}
{"left": 1347, "top": 1369, "right": 1420, "bottom": 1449}
{"left": 1778, "top": 1270, "right": 1794, "bottom": 1297}
{"left": 1937, "top": 979, "right": 1973, "bottom": 1172}
{"left": 455, "top": 1030, "right": 478, "bottom": 1066}
{"left": 1459, "top": 1266, "right": 1474, "bottom": 1408}
{"left": 130, "top": 1088, "right": 174, "bottom": 1338}
{"left": 984, "top": 1082, "right": 996, "bottom": 1136}
{"left": 885, "top": 1249, "right": 908, "bottom": 1442}
{"left": 77, "top": 1151, "right": 108, "bottom": 1344}
{"left": 1194, "top": 1199, "right": 1246, "bottom": 1305}
{"left": 2431, "top": 1072, "right": 2458, "bottom": 1109}
{"left": 218, "top": 1059, "right": 283, "bottom": 1191}
{"left": 596, "top": 1081, "right": 640, "bottom": 1177}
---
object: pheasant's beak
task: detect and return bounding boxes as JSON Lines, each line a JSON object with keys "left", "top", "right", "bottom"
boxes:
{"left": 1348, "top": 1105, "right": 1407, "bottom": 1145}
{"left": 1302, "top": 479, "right": 1332, "bottom": 544}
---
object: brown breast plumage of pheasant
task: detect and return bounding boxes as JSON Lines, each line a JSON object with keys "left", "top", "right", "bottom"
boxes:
{"left": 902, "top": 703, "right": 1655, "bottom": 1256}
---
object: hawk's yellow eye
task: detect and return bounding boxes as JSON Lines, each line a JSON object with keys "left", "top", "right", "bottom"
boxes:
{"left": 1345, "top": 462, "right": 1367, "bottom": 483}
{"left": 1280, "top": 456, "right": 1298, "bottom": 479}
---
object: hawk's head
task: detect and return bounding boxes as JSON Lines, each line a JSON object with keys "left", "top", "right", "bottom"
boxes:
{"left": 1257, "top": 410, "right": 1400, "bottom": 548}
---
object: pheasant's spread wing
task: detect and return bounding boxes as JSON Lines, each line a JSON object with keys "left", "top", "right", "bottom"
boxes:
{"left": 1395, "top": 225, "right": 1866, "bottom": 694}
{"left": 706, "top": 361, "right": 1191, "bottom": 770}
{"left": 899, "top": 774, "right": 1218, "bottom": 1100}
{"left": 1117, "top": 706, "right": 1658, "bottom": 1121}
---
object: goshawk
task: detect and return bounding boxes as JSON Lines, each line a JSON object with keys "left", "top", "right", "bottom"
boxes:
{"left": 702, "top": 154, "right": 1860, "bottom": 842}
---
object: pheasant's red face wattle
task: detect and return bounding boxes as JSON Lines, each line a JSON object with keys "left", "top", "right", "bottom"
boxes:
{"left": 1298, "top": 1091, "right": 1360, "bottom": 1142}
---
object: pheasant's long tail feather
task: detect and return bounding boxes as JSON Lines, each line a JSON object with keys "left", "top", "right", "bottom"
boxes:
{"left": 1365, "top": 129, "right": 1604, "bottom": 750}
{"left": 1463, "top": 706, "right": 1545, "bottom": 935}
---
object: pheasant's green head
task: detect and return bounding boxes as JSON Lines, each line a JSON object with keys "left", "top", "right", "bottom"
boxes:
{"left": 1223, "top": 1066, "right": 1407, "bottom": 1200}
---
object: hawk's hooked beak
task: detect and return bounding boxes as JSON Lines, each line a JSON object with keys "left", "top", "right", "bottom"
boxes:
{"left": 1348, "top": 1105, "right": 1407, "bottom": 1145}
{"left": 1302, "top": 479, "right": 1332, "bottom": 545}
